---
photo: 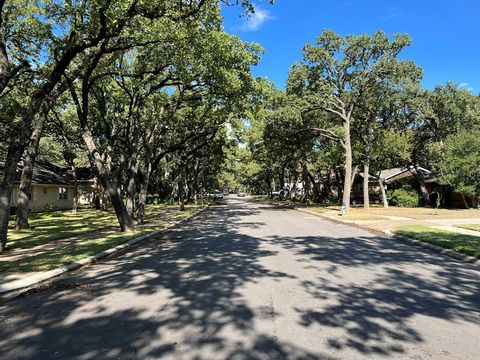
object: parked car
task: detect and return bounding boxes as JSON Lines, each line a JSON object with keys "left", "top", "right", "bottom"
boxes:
{"left": 223, "top": 189, "right": 229, "bottom": 196}
{"left": 214, "top": 191, "right": 224, "bottom": 199}
{"left": 237, "top": 191, "right": 245, "bottom": 197}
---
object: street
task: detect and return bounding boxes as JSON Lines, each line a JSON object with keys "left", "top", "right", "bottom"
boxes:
{"left": 1, "top": 198, "right": 479, "bottom": 359}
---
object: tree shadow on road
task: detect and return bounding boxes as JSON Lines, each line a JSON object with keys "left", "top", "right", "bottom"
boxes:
{"left": 0, "top": 201, "right": 329, "bottom": 359}
{"left": 267, "top": 233, "right": 480, "bottom": 356}
{"left": 2, "top": 200, "right": 479, "bottom": 359}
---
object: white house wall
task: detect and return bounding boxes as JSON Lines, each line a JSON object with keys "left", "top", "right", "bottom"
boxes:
{"left": 12, "top": 184, "right": 75, "bottom": 212}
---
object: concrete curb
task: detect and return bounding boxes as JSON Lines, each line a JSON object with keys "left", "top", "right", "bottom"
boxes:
{"left": 0, "top": 203, "right": 212, "bottom": 296}
{"left": 295, "top": 207, "right": 480, "bottom": 269}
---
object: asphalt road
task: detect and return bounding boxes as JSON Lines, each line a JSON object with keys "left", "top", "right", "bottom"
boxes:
{"left": 1, "top": 198, "right": 479, "bottom": 359}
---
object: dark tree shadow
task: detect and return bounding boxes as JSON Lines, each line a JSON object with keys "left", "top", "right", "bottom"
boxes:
{"left": 0, "top": 200, "right": 329, "bottom": 359}
{"left": 266, "top": 232, "right": 480, "bottom": 355}
{"left": 0, "top": 199, "right": 478, "bottom": 359}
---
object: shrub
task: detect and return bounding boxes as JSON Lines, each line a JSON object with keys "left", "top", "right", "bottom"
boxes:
{"left": 43, "top": 203, "right": 58, "bottom": 213}
{"left": 146, "top": 195, "right": 153, "bottom": 205}
{"left": 388, "top": 188, "right": 419, "bottom": 207}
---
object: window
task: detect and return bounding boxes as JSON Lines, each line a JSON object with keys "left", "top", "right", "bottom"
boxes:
{"left": 58, "top": 187, "right": 68, "bottom": 200}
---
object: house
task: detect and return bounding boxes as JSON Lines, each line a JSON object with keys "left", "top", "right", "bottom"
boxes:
{"left": 0, "top": 160, "right": 96, "bottom": 212}
{"left": 353, "top": 166, "right": 477, "bottom": 208}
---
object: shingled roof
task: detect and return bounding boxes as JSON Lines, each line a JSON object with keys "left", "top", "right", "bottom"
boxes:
{"left": 0, "top": 160, "right": 73, "bottom": 185}
{"left": 381, "top": 166, "right": 432, "bottom": 184}
{"left": 357, "top": 166, "right": 433, "bottom": 184}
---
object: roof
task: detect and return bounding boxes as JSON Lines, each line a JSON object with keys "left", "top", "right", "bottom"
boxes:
{"left": 0, "top": 160, "right": 94, "bottom": 186}
{"left": 357, "top": 166, "right": 433, "bottom": 184}
{"left": 381, "top": 166, "right": 432, "bottom": 184}
{"left": 379, "top": 168, "right": 403, "bottom": 180}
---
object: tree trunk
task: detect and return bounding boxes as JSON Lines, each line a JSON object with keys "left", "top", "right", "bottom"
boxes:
{"left": 350, "top": 165, "right": 358, "bottom": 188}
{"left": 305, "top": 168, "right": 321, "bottom": 202}
{"left": 186, "top": 177, "right": 192, "bottom": 203}
{"left": 93, "top": 177, "right": 101, "bottom": 210}
{"left": 69, "top": 161, "right": 78, "bottom": 213}
{"left": 0, "top": 31, "right": 10, "bottom": 94}
{"left": 412, "top": 165, "right": 430, "bottom": 206}
{"left": 363, "top": 161, "right": 370, "bottom": 209}
{"left": 378, "top": 176, "right": 389, "bottom": 208}
{"left": 0, "top": 139, "right": 25, "bottom": 251}
{"left": 103, "top": 177, "right": 134, "bottom": 231}
{"left": 178, "top": 176, "right": 185, "bottom": 211}
{"left": 126, "top": 125, "right": 140, "bottom": 218}
{"left": 342, "top": 119, "right": 352, "bottom": 212}
{"left": 0, "top": 184, "right": 13, "bottom": 251}
{"left": 176, "top": 162, "right": 186, "bottom": 211}
{"left": 82, "top": 129, "right": 134, "bottom": 231}
{"left": 279, "top": 167, "right": 285, "bottom": 192}
{"left": 126, "top": 159, "right": 139, "bottom": 218}
{"left": 15, "top": 110, "right": 48, "bottom": 229}
{"left": 335, "top": 169, "right": 343, "bottom": 202}
{"left": 137, "top": 164, "right": 152, "bottom": 222}
{"left": 461, "top": 194, "right": 470, "bottom": 209}
{"left": 192, "top": 158, "right": 200, "bottom": 204}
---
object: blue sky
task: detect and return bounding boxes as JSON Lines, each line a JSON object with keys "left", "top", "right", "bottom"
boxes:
{"left": 221, "top": 0, "right": 480, "bottom": 93}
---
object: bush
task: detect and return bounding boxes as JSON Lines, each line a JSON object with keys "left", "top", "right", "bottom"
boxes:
{"left": 146, "top": 195, "right": 153, "bottom": 205}
{"left": 388, "top": 188, "right": 419, "bottom": 207}
{"left": 43, "top": 203, "right": 58, "bottom": 213}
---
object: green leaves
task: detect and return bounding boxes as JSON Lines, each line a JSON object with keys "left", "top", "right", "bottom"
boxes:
{"left": 440, "top": 128, "right": 480, "bottom": 198}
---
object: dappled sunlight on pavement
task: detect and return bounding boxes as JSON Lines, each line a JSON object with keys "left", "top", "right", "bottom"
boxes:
{"left": 0, "top": 198, "right": 479, "bottom": 359}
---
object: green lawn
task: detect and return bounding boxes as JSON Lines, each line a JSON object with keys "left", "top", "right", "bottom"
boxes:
{"left": 455, "top": 224, "right": 480, "bottom": 232}
{"left": 304, "top": 207, "right": 329, "bottom": 215}
{"left": 394, "top": 225, "right": 480, "bottom": 258}
{"left": 1, "top": 204, "right": 206, "bottom": 272}
{"left": 7, "top": 210, "right": 121, "bottom": 251}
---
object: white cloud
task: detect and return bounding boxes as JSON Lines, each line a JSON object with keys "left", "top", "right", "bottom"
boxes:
{"left": 240, "top": 5, "right": 275, "bottom": 31}
{"left": 459, "top": 82, "right": 474, "bottom": 91}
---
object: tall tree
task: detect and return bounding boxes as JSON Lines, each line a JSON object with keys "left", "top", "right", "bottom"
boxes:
{"left": 439, "top": 128, "right": 480, "bottom": 208}
{"left": 287, "top": 30, "right": 415, "bottom": 213}
{"left": 0, "top": 0, "right": 271, "bottom": 249}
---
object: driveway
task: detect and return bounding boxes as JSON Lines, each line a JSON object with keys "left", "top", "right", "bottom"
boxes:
{"left": 0, "top": 198, "right": 479, "bottom": 359}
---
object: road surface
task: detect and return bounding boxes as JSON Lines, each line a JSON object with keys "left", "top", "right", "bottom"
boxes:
{"left": 1, "top": 198, "right": 479, "bottom": 359}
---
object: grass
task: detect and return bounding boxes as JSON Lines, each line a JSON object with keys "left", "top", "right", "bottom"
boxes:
{"left": 1, "top": 203, "right": 206, "bottom": 272}
{"left": 304, "top": 207, "right": 329, "bottom": 214}
{"left": 455, "top": 224, "right": 480, "bottom": 232}
{"left": 2, "top": 230, "right": 150, "bottom": 272}
{"left": 7, "top": 210, "right": 121, "bottom": 251}
{"left": 394, "top": 224, "right": 480, "bottom": 258}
